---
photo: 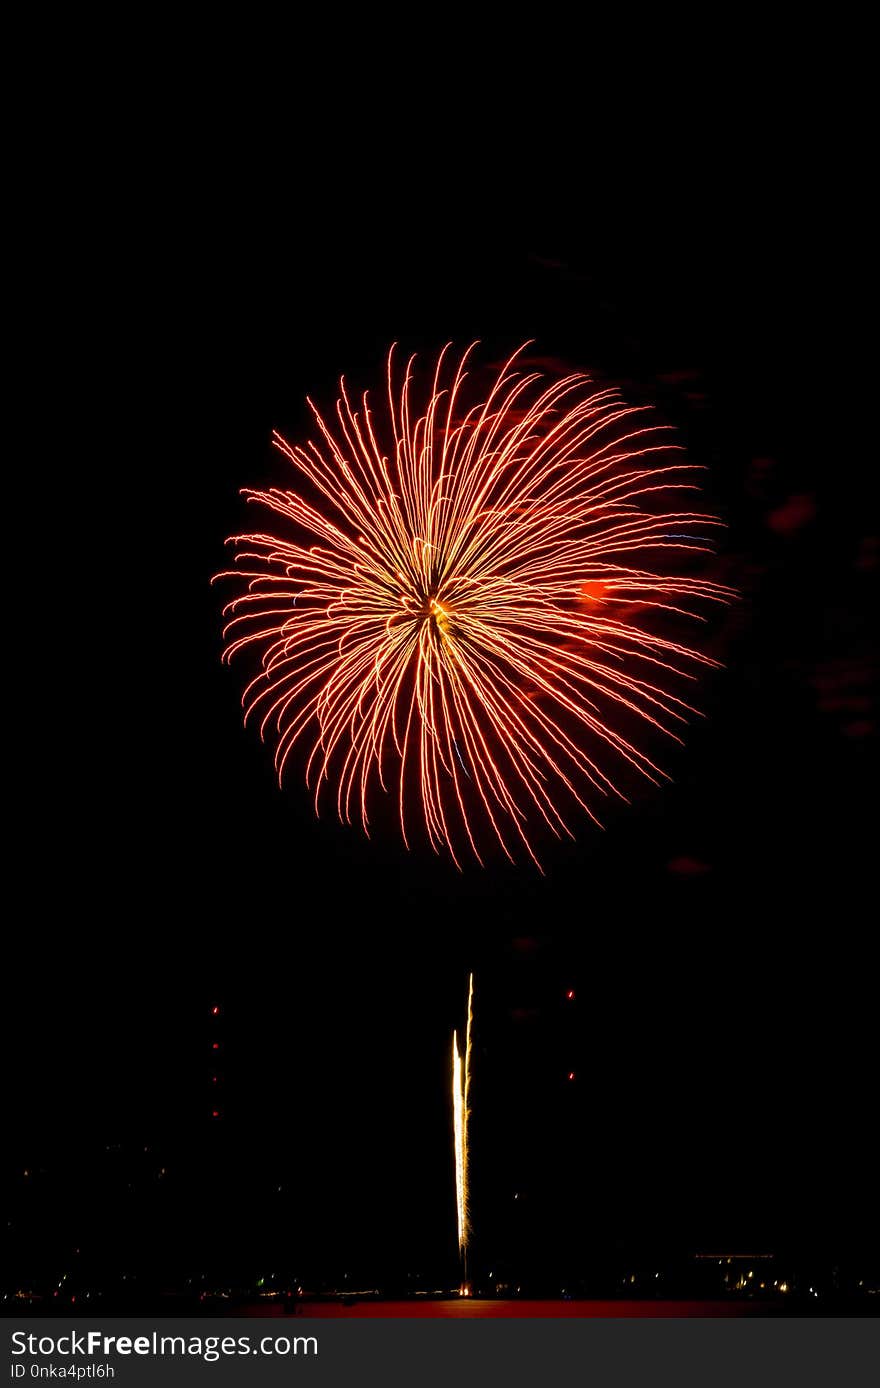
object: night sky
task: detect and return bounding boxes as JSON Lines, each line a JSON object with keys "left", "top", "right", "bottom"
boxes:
{"left": 6, "top": 172, "right": 876, "bottom": 1303}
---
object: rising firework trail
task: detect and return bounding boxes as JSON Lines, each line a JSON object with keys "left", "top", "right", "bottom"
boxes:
{"left": 452, "top": 972, "right": 474, "bottom": 1293}
{"left": 217, "top": 343, "right": 734, "bottom": 867}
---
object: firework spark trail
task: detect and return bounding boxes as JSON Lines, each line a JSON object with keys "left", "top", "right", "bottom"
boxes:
{"left": 217, "top": 343, "right": 734, "bottom": 867}
{"left": 452, "top": 973, "right": 474, "bottom": 1281}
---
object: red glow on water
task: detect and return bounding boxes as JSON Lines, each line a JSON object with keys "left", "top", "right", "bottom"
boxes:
{"left": 251, "top": 1299, "right": 771, "bottom": 1319}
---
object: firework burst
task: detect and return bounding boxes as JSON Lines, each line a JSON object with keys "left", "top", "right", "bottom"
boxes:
{"left": 217, "top": 343, "right": 732, "bottom": 867}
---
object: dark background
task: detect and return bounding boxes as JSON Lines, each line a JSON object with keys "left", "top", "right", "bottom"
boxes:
{"left": 5, "top": 140, "right": 876, "bottom": 1303}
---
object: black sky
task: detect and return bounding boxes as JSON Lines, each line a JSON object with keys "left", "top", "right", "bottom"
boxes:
{"left": 6, "top": 153, "right": 877, "bottom": 1298}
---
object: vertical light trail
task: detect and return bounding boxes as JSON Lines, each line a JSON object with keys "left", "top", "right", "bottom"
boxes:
{"left": 453, "top": 972, "right": 474, "bottom": 1289}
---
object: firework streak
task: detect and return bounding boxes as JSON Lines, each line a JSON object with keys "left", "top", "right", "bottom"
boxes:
{"left": 217, "top": 344, "right": 732, "bottom": 867}
{"left": 453, "top": 973, "right": 474, "bottom": 1265}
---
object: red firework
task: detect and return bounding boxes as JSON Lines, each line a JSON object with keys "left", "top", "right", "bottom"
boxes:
{"left": 217, "top": 344, "right": 733, "bottom": 868}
